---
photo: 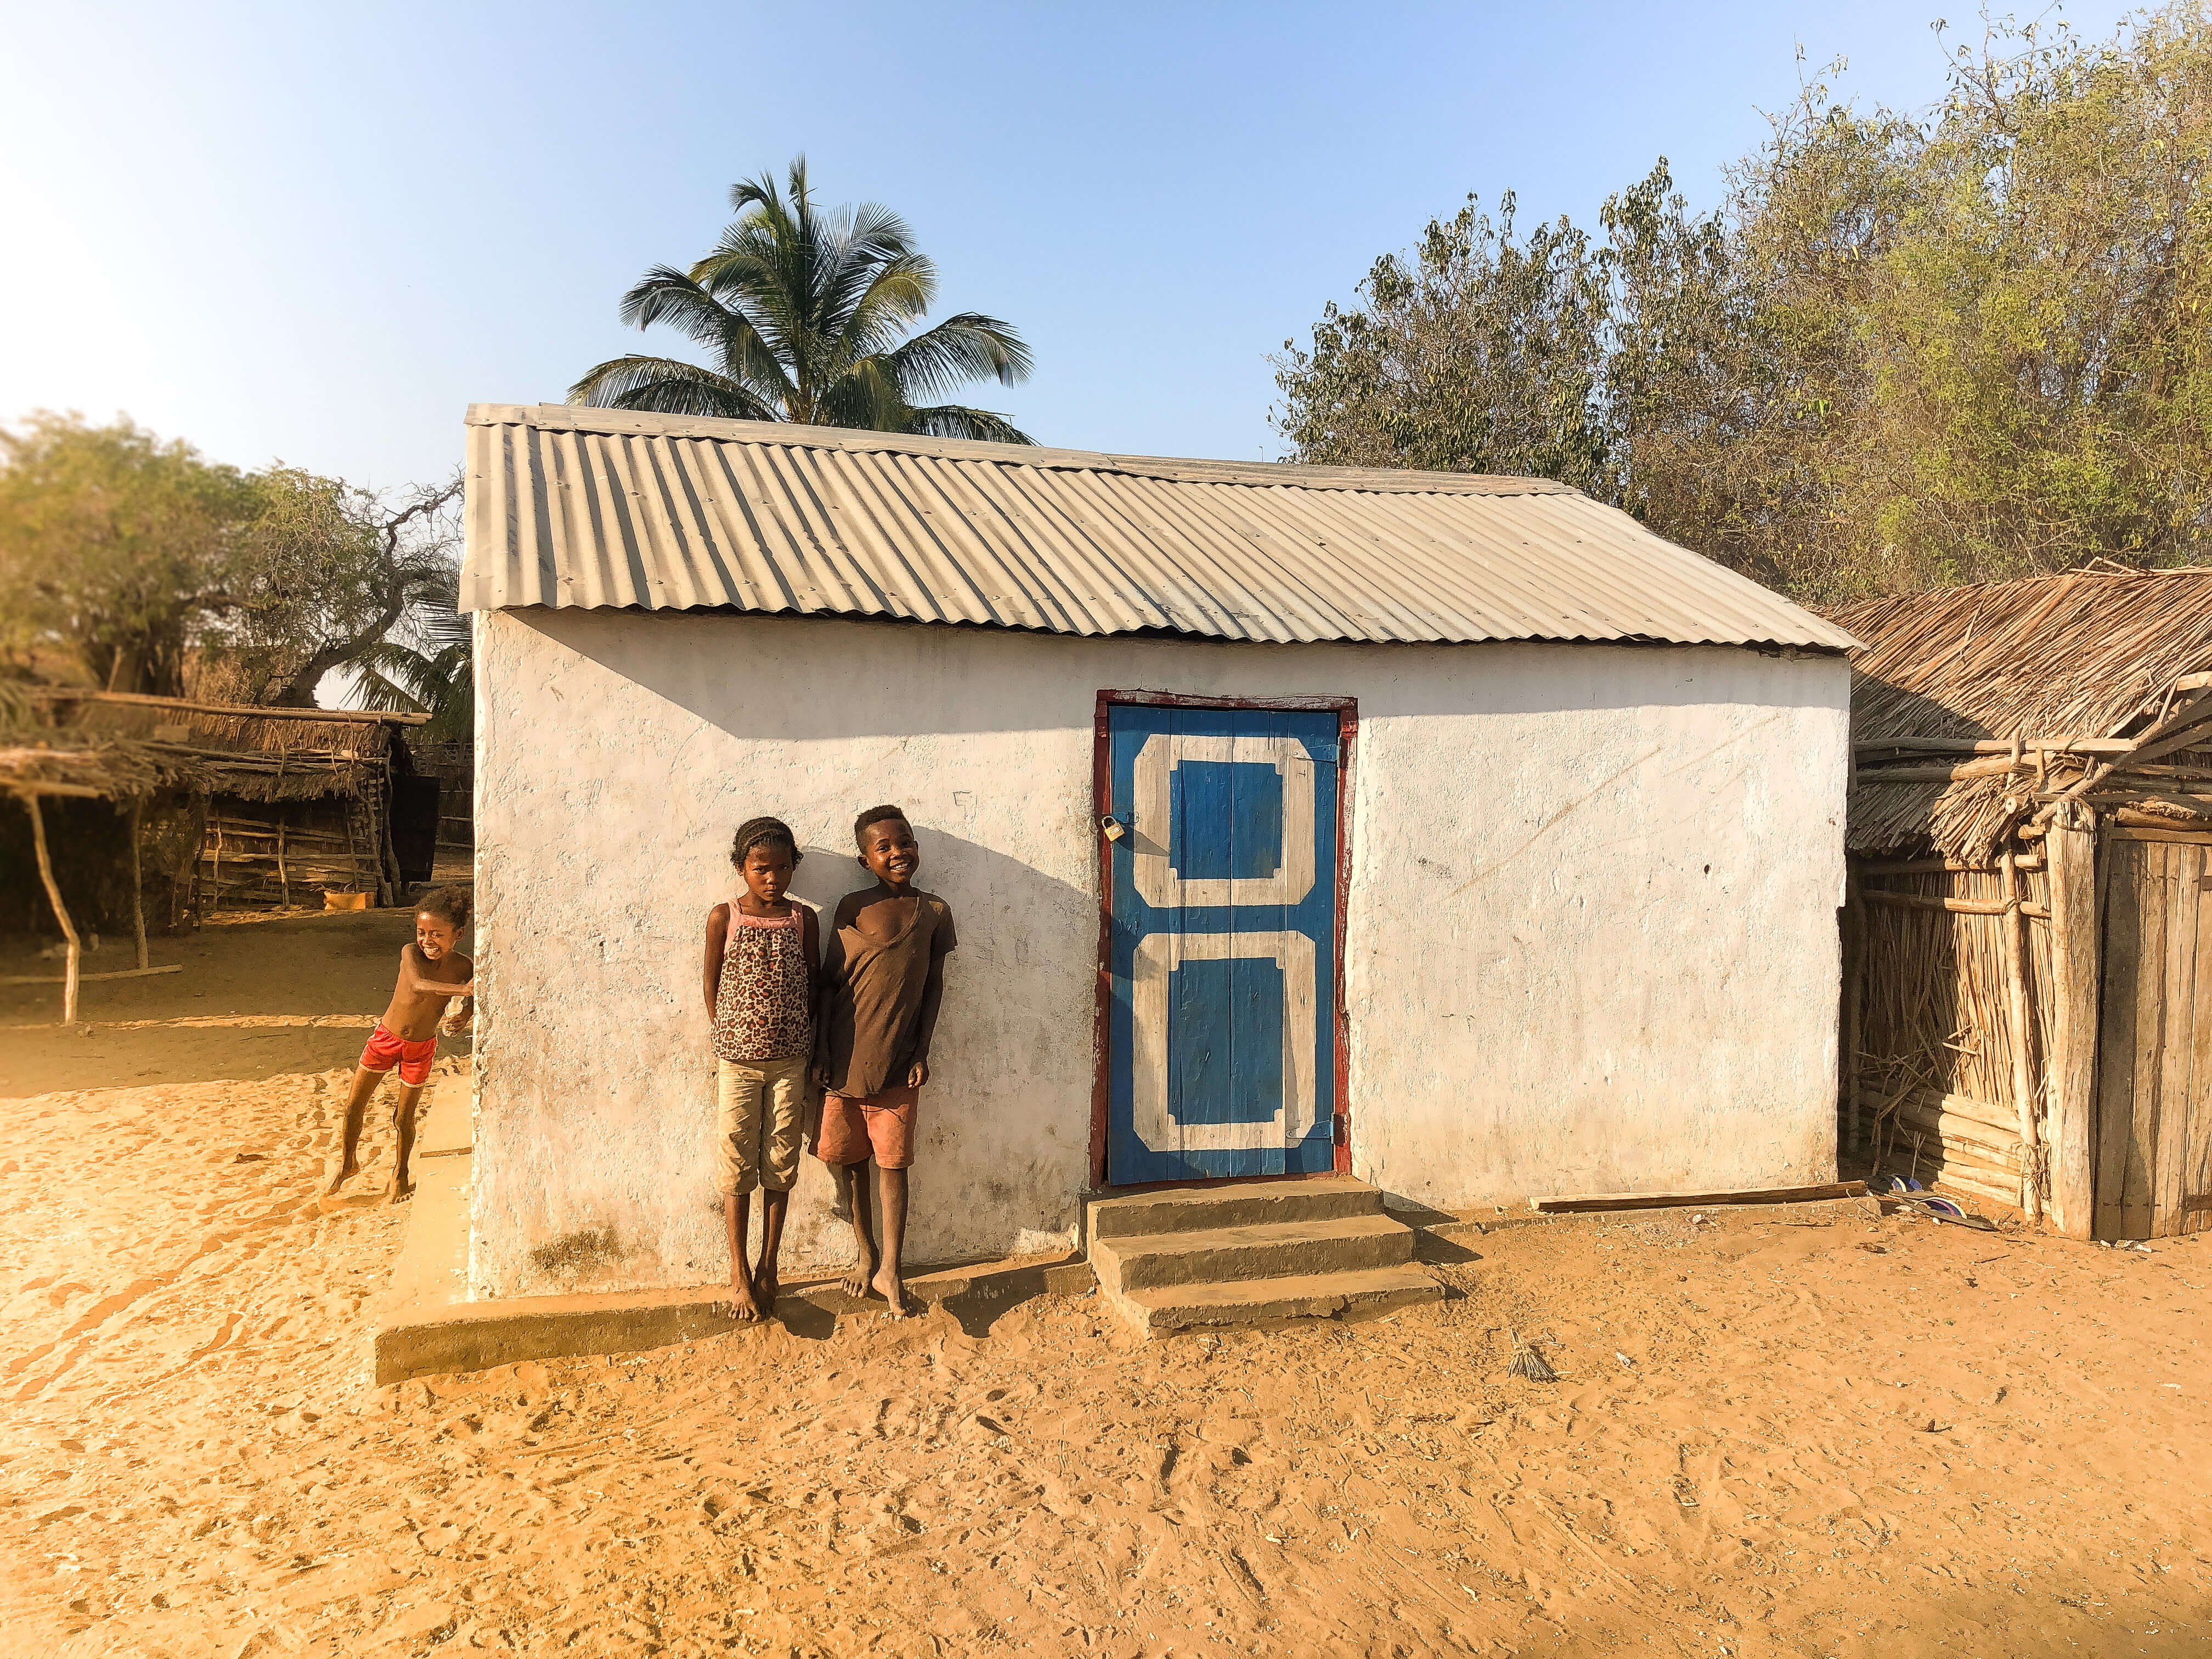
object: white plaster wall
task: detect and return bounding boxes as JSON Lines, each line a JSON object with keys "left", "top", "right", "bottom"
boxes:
{"left": 471, "top": 608, "right": 1849, "bottom": 1298}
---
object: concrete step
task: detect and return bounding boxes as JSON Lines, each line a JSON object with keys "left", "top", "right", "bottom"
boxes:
{"left": 1093, "top": 1211, "right": 1414, "bottom": 1296}
{"left": 1119, "top": 1263, "right": 1444, "bottom": 1335}
{"left": 1088, "top": 1176, "right": 1381, "bottom": 1241}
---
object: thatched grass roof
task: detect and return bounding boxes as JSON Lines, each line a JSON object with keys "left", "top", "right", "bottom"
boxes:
{"left": 0, "top": 736, "right": 213, "bottom": 799}
{"left": 27, "top": 690, "right": 421, "bottom": 803}
{"left": 1833, "top": 564, "right": 2212, "bottom": 858}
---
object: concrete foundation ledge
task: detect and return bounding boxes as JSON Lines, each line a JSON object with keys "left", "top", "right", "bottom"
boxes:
{"left": 372, "top": 1104, "right": 1096, "bottom": 1386}
{"left": 374, "top": 1255, "right": 1097, "bottom": 1385}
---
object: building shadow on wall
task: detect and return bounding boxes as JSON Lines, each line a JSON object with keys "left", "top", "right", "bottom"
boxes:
{"left": 779, "top": 826, "right": 1097, "bottom": 1278}
{"left": 530, "top": 607, "right": 1080, "bottom": 741}
{"left": 784, "top": 827, "right": 1090, "bottom": 953}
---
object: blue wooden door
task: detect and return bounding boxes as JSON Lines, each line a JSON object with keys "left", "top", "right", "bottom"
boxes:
{"left": 1105, "top": 704, "right": 1340, "bottom": 1185}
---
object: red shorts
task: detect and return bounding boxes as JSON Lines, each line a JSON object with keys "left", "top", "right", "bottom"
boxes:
{"left": 813, "top": 1086, "right": 919, "bottom": 1170}
{"left": 359, "top": 1023, "right": 437, "bottom": 1087}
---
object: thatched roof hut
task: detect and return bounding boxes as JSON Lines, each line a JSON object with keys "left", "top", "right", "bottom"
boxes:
{"left": 29, "top": 689, "right": 416, "bottom": 800}
{"left": 1837, "top": 565, "right": 2212, "bottom": 1244}
{"left": 3, "top": 691, "right": 436, "bottom": 1022}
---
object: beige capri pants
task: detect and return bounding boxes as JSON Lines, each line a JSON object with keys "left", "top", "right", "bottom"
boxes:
{"left": 715, "top": 1055, "right": 809, "bottom": 1195}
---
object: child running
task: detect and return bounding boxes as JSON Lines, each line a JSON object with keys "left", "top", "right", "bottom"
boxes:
{"left": 812, "top": 805, "right": 956, "bottom": 1317}
{"left": 326, "top": 885, "right": 475, "bottom": 1203}
{"left": 703, "top": 817, "right": 819, "bottom": 1323}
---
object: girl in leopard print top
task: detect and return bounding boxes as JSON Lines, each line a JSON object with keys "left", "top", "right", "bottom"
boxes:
{"left": 701, "top": 816, "right": 820, "bottom": 1322}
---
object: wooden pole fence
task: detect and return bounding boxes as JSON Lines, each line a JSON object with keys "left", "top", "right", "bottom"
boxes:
{"left": 18, "top": 791, "right": 81, "bottom": 1024}
{"left": 1999, "top": 848, "right": 2044, "bottom": 1221}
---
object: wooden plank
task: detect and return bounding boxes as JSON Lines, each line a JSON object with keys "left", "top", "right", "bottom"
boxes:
{"left": 2000, "top": 850, "right": 2042, "bottom": 1220}
{"left": 1891, "top": 1103, "right": 2024, "bottom": 1167}
{"left": 2114, "top": 807, "right": 2212, "bottom": 832}
{"left": 2044, "top": 806, "right": 2101, "bottom": 1238}
{"left": 2096, "top": 839, "right": 2145, "bottom": 1239}
{"left": 1854, "top": 737, "right": 2134, "bottom": 755}
{"left": 0, "top": 963, "right": 183, "bottom": 987}
{"left": 2156, "top": 847, "right": 2203, "bottom": 1235}
{"left": 1859, "top": 856, "right": 2040, "bottom": 876}
{"left": 1929, "top": 1165, "right": 2029, "bottom": 1211}
{"left": 2109, "top": 826, "right": 2212, "bottom": 845}
{"left": 1842, "top": 868, "right": 1864, "bottom": 1154}
{"left": 30, "top": 688, "right": 430, "bottom": 725}
{"left": 1862, "top": 891, "right": 2013, "bottom": 916}
{"left": 1531, "top": 1181, "right": 1869, "bottom": 1215}
{"left": 1909, "top": 1089, "right": 2028, "bottom": 1138}
{"left": 2125, "top": 843, "right": 2169, "bottom": 1238}
{"left": 2193, "top": 849, "right": 2212, "bottom": 1237}
{"left": 1855, "top": 759, "right": 2024, "bottom": 783}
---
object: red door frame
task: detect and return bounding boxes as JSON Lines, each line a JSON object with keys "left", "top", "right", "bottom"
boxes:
{"left": 1088, "top": 690, "right": 1358, "bottom": 1191}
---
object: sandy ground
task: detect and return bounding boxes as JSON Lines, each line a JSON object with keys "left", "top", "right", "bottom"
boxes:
{"left": 4, "top": 914, "right": 2211, "bottom": 1657}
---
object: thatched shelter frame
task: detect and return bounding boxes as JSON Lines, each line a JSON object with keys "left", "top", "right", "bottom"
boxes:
{"left": 1837, "top": 565, "right": 2212, "bottom": 1241}
{"left": 3, "top": 691, "right": 430, "bottom": 1023}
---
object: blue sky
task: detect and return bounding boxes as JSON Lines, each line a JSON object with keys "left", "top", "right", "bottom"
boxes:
{"left": 0, "top": 1, "right": 2136, "bottom": 490}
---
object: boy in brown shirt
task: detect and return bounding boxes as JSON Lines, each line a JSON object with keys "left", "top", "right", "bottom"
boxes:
{"left": 811, "top": 804, "right": 956, "bottom": 1317}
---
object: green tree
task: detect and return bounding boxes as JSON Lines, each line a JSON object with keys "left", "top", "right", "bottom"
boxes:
{"left": 210, "top": 470, "right": 462, "bottom": 708}
{"left": 349, "top": 566, "right": 472, "bottom": 741}
{"left": 572, "top": 156, "right": 1035, "bottom": 443}
{"left": 0, "top": 411, "right": 465, "bottom": 704}
{"left": 1276, "top": 3, "right": 2212, "bottom": 601}
{"left": 0, "top": 413, "right": 257, "bottom": 696}
{"left": 1271, "top": 193, "right": 1611, "bottom": 489}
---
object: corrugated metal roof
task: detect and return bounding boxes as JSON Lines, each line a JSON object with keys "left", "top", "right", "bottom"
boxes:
{"left": 459, "top": 403, "right": 1855, "bottom": 651}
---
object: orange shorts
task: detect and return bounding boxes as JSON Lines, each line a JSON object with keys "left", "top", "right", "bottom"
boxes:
{"left": 813, "top": 1086, "right": 919, "bottom": 1170}
{"left": 359, "top": 1022, "right": 437, "bottom": 1087}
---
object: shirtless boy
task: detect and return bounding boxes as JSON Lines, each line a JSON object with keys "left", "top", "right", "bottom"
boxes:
{"left": 812, "top": 806, "right": 956, "bottom": 1317}
{"left": 326, "top": 886, "right": 475, "bottom": 1203}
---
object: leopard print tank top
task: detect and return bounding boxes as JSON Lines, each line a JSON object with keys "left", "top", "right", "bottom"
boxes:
{"left": 712, "top": 907, "right": 811, "bottom": 1062}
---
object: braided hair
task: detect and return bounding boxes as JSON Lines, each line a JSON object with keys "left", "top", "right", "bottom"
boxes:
{"left": 730, "top": 816, "right": 802, "bottom": 868}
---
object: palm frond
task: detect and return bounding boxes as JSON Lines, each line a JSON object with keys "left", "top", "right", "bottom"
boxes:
{"left": 353, "top": 636, "right": 472, "bottom": 740}
{"left": 729, "top": 159, "right": 796, "bottom": 219}
{"left": 617, "top": 268, "right": 729, "bottom": 342}
{"left": 834, "top": 253, "right": 939, "bottom": 366}
{"left": 819, "top": 357, "right": 916, "bottom": 433}
{"left": 887, "top": 313, "right": 1034, "bottom": 399}
{"left": 567, "top": 356, "right": 782, "bottom": 421}
{"left": 352, "top": 654, "right": 433, "bottom": 713}
{"left": 616, "top": 269, "right": 790, "bottom": 398}
{"left": 902, "top": 403, "right": 1036, "bottom": 445}
{"left": 819, "top": 205, "right": 928, "bottom": 338}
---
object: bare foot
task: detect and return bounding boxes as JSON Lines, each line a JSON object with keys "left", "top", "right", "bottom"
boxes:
{"left": 389, "top": 1175, "right": 415, "bottom": 1205}
{"left": 839, "top": 1254, "right": 877, "bottom": 1299}
{"left": 728, "top": 1273, "right": 761, "bottom": 1324}
{"left": 873, "top": 1265, "right": 911, "bottom": 1318}
{"left": 752, "top": 1263, "right": 780, "bottom": 1314}
{"left": 324, "top": 1160, "right": 360, "bottom": 1197}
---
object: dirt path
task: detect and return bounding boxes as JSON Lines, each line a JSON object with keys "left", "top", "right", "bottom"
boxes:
{"left": 2, "top": 921, "right": 2209, "bottom": 1656}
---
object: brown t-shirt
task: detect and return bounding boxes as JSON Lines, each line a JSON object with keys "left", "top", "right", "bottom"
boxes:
{"left": 816, "top": 888, "right": 957, "bottom": 1098}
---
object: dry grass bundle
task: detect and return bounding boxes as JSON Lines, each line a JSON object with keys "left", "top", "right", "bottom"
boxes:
{"left": 1506, "top": 1328, "right": 1556, "bottom": 1383}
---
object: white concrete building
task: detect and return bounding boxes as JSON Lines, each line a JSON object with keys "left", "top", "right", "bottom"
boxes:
{"left": 459, "top": 404, "right": 1857, "bottom": 1299}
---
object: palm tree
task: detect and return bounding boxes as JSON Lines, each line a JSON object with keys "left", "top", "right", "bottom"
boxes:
{"left": 571, "top": 157, "right": 1035, "bottom": 443}
{"left": 352, "top": 567, "right": 472, "bottom": 741}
